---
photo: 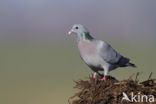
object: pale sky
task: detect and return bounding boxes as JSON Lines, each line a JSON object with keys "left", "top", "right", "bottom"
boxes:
{"left": 0, "top": 0, "right": 156, "bottom": 42}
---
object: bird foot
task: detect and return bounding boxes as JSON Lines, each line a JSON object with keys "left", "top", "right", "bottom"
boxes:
{"left": 100, "top": 75, "right": 106, "bottom": 81}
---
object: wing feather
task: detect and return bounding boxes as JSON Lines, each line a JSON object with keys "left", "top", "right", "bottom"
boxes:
{"left": 98, "top": 41, "right": 121, "bottom": 64}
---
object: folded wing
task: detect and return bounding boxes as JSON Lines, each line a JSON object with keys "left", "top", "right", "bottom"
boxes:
{"left": 99, "top": 41, "right": 130, "bottom": 66}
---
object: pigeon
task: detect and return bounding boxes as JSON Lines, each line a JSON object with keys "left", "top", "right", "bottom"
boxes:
{"left": 68, "top": 24, "right": 136, "bottom": 81}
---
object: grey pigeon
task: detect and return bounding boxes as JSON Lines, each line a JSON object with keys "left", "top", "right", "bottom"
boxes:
{"left": 68, "top": 24, "right": 136, "bottom": 81}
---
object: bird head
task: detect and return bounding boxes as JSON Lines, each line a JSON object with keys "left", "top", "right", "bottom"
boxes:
{"left": 68, "top": 24, "right": 88, "bottom": 36}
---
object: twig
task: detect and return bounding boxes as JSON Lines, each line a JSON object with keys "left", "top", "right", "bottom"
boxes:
{"left": 128, "top": 73, "right": 135, "bottom": 80}
{"left": 135, "top": 72, "right": 140, "bottom": 81}
{"left": 148, "top": 72, "right": 153, "bottom": 80}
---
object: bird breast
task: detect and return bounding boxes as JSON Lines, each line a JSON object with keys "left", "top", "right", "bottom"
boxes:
{"left": 78, "top": 40, "right": 102, "bottom": 66}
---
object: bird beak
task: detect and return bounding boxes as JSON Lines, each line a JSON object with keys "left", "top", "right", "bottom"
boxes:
{"left": 68, "top": 29, "right": 73, "bottom": 35}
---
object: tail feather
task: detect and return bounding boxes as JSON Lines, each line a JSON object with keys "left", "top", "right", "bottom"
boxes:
{"left": 117, "top": 56, "right": 136, "bottom": 68}
{"left": 126, "top": 62, "right": 136, "bottom": 68}
{"left": 117, "top": 56, "right": 129, "bottom": 67}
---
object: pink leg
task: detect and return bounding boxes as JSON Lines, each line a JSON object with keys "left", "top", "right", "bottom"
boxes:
{"left": 93, "top": 73, "right": 96, "bottom": 79}
{"left": 100, "top": 75, "right": 106, "bottom": 81}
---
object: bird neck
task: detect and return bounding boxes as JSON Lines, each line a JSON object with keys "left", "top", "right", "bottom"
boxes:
{"left": 80, "top": 32, "right": 94, "bottom": 42}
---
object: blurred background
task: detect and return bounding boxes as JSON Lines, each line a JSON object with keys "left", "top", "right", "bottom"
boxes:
{"left": 0, "top": 0, "right": 156, "bottom": 104}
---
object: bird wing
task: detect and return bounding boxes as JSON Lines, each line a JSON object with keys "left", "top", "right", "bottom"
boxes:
{"left": 98, "top": 41, "right": 122, "bottom": 64}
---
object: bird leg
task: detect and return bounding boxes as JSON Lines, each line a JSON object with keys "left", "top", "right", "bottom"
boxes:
{"left": 100, "top": 75, "right": 106, "bottom": 81}
{"left": 100, "top": 66, "right": 108, "bottom": 81}
{"left": 93, "top": 72, "right": 97, "bottom": 79}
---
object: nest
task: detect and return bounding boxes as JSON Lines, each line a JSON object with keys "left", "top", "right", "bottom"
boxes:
{"left": 69, "top": 73, "right": 156, "bottom": 104}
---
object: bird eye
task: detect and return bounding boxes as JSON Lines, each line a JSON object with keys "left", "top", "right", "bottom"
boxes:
{"left": 75, "top": 26, "right": 79, "bottom": 29}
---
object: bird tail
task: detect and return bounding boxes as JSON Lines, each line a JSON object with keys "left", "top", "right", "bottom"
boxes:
{"left": 117, "top": 56, "right": 136, "bottom": 68}
{"left": 126, "top": 62, "right": 136, "bottom": 68}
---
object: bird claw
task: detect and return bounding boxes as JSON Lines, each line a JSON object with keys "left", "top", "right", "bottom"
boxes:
{"left": 100, "top": 76, "right": 106, "bottom": 81}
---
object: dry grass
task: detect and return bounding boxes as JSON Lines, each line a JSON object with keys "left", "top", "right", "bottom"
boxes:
{"left": 69, "top": 73, "right": 156, "bottom": 104}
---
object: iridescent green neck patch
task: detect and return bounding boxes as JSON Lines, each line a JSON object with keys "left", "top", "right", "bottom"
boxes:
{"left": 81, "top": 32, "right": 93, "bottom": 42}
